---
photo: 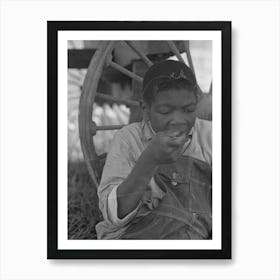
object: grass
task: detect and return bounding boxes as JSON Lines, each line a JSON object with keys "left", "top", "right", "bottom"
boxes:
{"left": 68, "top": 160, "right": 102, "bottom": 239}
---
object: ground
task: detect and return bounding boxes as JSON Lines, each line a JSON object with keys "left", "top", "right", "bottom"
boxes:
{"left": 68, "top": 161, "right": 102, "bottom": 239}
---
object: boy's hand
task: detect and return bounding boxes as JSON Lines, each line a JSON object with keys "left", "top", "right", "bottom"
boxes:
{"left": 145, "top": 128, "right": 188, "bottom": 165}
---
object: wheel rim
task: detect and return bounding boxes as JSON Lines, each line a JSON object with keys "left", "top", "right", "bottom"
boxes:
{"left": 79, "top": 41, "right": 115, "bottom": 186}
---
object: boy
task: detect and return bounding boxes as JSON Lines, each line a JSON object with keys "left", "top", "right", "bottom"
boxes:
{"left": 96, "top": 60, "right": 212, "bottom": 239}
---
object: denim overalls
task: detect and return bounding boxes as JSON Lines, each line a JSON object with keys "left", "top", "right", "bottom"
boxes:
{"left": 120, "top": 155, "right": 212, "bottom": 239}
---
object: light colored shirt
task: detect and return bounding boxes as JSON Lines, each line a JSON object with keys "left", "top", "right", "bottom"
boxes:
{"left": 96, "top": 118, "right": 212, "bottom": 239}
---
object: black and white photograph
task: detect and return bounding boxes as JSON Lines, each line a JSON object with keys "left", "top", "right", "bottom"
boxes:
{"left": 3, "top": 0, "right": 280, "bottom": 278}
{"left": 48, "top": 21, "right": 231, "bottom": 259}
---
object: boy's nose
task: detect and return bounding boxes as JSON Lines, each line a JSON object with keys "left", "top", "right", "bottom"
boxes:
{"left": 170, "top": 111, "right": 190, "bottom": 124}
{"left": 168, "top": 112, "right": 194, "bottom": 132}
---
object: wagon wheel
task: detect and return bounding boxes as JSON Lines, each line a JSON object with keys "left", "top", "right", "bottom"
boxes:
{"left": 79, "top": 40, "right": 211, "bottom": 187}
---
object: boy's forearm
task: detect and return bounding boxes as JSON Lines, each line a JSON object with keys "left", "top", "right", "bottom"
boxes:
{"left": 116, "top": 150, "right": 159, "bottom": 219}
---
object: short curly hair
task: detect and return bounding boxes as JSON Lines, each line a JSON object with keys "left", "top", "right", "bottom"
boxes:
{"left": 141, "top": 60, "right": 198, "bottom": 105}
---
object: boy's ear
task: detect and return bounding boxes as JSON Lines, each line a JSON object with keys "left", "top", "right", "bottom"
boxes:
{"left": 195, "top": 93, "right": 212, "bottom": 121}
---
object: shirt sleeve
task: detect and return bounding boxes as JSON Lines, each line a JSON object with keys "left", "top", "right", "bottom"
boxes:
{"left": 184, "top": 118, "right": 212, "bottom": 165}
{"left": 97, "top": 128, "right": 141, "bottom": 226}
{"left": 197, "top": 118, "right": 212, "bottom": 166}
{"left": 107, "top": 186, "right": 143, "bottom": 225}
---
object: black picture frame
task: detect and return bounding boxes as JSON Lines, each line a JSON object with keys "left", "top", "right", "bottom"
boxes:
{"left": 47, "top": 21, "right": 231, "bottom": 259}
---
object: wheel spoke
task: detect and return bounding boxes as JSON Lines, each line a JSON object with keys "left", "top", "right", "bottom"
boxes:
{"left": 98, "top": 153, "right": 107, "bottom": 159}
{"left": 109, "top": 61, "right": 143, "bottom": 83}
{"left": 96, "top": 92, "right": 140, "bottom": 106}
{"left": 96, "top": 124, "right": 125, "bottom": 131}
{"left": 90, "top": 121, "right": 125, "bottom": 135}
{"left": 183, "top": 41, "right": 202, "bottom": 94}
{"left": 208, "top": 81, "right": 212, "bottom": 95}
{"left": 125, "top": 41, "right": 153, "bottom": 67}
{"left": 184, "top": 41, "right": 196, "bottom": 75}
{"left": 167, "top": 41, "right": 185, "bottom": 64}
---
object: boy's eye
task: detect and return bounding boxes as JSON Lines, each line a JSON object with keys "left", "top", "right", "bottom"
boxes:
{"left": 183, "top": 105, "right": 196, "bottom": 112}
{"left": 159, "top": 111, "right": 171, "bottom": 115}
{"left": 157, "top": 106, "right": 172, "bottom": 114}
{"left": 159, "top": 110, "right": 171, "bottom": 114}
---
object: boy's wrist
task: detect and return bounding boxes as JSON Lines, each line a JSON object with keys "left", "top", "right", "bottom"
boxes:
{"left": 141, "top": 148, "right": 160, "bottom": 169}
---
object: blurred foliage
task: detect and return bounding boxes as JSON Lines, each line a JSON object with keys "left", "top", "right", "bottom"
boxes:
{"left": 68, "top": 69, "right": 131, "bottom": 161}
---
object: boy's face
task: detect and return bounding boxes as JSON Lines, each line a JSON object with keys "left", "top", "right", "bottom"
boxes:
{"left": 146, "top": 88, "right": 197, "bottom": 135}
